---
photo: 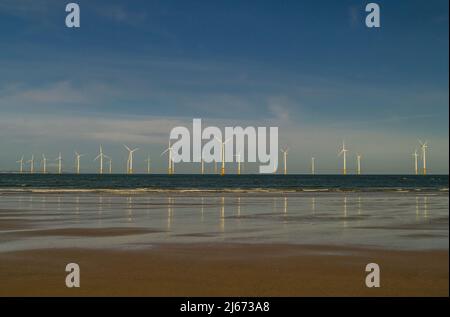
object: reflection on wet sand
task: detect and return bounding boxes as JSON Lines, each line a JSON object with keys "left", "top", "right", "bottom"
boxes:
{"left": 343, "top": 196, "right": 348, "bottom": 228}
{"left": 126, "top": 196, "right": 134, "bottom": 223}
{"left": 220, "top": 197, "right": 225, "bottom": 233}
{"left": 284, "top": 196, "right": 288, "bottom": 214}
{"left": 75, "top": 196, "right": 80, "bottom": 223}
{"left": 415, "top": 196, "right": 431, "bottom": 221}
{"left": 358, "top": 196, "right": 362, "bottom": 215}
{"left": 201, "top": 197, "right": 204, "bottom": 222}
{"left": 0, "top": 192, "right": 447, "bottom": 251}
{"left": 167, "top": 197, "right": 173, "bottom": 231}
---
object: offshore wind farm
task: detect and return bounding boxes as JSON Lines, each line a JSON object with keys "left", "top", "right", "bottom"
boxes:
{"left": 8, "top": 139, "right": 432, "bottom": 175}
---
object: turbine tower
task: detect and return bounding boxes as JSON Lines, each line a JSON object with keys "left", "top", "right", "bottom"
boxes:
{"left": 338, "top": 141, "right": 348, "bottom": 175}
{"left": 215, "top": 137, "right": 231, "bottom": 176}
{"left": 412, "top": 149, "right": 418, "bottom": 175}
{"left": 311, "top": 157, "right": 315, "bottom": 175}
{"left": 105, "top": 155, "right": 112, "bottom": 174}
{"left": 94, "top": 146, "right": 106, "bottom": 174}
{"left": 201, "top": 159, "right": 205, "bottom": 175}
{"left": 41, "top": 154, "right": 47, "bottom": 174}
{"left": 74, "top": 151, "right": 85, "bottom": 174}
{"left": 27, "top": 155, "right": 35, "bottom": 174}
{"left": 280, "top": 147, "right": 289, "bottom": 175}
{"left": 234, "top": 152, "right": 242, "bottom": 175}
{"left": 56, "top": 152, "right": 62, "bottom": 174}
{"left": 418, "top": 140, "right": 428, "bottom": 175}
{"left": 16, "top": 156, "right": 24, "bottom": 174}
{"left": 144, "top": 155, "right": 151, "bottom": 174}
{"left": 124, "top": 145, "right": 139, "bottom": 174}
{"left": 356, "top": 154, "right": 362, "bottom": 175}
{"left": 161, "top": 141, "right": 173, "bottom": 175}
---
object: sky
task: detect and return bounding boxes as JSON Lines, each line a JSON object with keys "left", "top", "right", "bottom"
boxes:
{"left": 0, "top": 0, "right": 448, "bottom": 174}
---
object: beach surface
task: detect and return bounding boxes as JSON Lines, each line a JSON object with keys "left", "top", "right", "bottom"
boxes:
{"left": 0, "top": 187, "right": 448, "bottom": 296}
{"left": 0, "top": 243, "right": 448, "bottom": 296}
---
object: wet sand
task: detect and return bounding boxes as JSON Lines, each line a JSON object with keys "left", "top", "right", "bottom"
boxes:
{"left": 0, "top": 191, "right": 448, "bottom": 296}
{"left": 0, "top": 243, "right": 447, "bottom": 296}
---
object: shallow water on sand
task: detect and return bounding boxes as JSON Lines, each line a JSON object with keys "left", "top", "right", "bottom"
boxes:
{"left": 0, "top": 191, "right": 448, "bottom": 252}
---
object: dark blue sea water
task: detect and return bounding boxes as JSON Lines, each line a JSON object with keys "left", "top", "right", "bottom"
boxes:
{"left": 0, "top": 174, "right": 447, "bottom": 192}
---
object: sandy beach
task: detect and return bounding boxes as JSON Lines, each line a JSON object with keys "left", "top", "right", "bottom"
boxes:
{"left": 0, "top": 188, "right": 448, "bottom": 296}
{"left": 0, "top": 243, "right": 448, "bottom": 297}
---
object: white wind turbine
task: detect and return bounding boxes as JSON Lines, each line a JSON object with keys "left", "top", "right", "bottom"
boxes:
{"left": 16, "top": 156, "right": 24, "bottom": 174}
{"left": 311, "top": 157, "right": 315, "bottom": 175}
{"left": 418, "top": 140, "right": 428, "bottom": 175}
{"left": 124, "top": 145, "right": 139, "bottom": 174}
{"left": 144, "top": 155, "right": 151, "bottom": 174}
{"left": 74, "top": 151, "right": 85, "bottom": 174}
{"left": 234, "top": 152, "right": 242, "bottom": 175}
{"left": 356, "top": 154, "right": 362, "bottom": 175}
{"left": 55, "top": 152, "right": 62, "bottom": 174}
{"left": 94, "top": 146, "right": 107, "bottom": 174}
{"left": 161, "top": 141, "right": 174, "bottom": 175}
{"left": 201, "top": 158, "right": 205, "bottom": 175}
{"left": 280, "top": 147, "right": 289, "bottom": 175}
{"left": 105, "top": 155, "right": 112, "bottom": 174}
{"left": 27, "top": 155, "right": 35, "bottom": 174}
{"left": 338, "top": 141, "right": 348, "bottom": 175}
{"left": 412, "top": 149, "right": 418, "bottom": 175}
{"left": 41, "top": 154, "right": 47, "bottom": 174}
{"left": 214, "top": 137, "right": 232, "bottom": 176}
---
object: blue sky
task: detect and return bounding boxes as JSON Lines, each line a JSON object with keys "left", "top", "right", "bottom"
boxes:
{"left": 0, "top": 0, "right": 448, "bottom": 173}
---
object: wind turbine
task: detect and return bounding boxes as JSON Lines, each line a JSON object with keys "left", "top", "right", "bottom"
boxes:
{"left": 311, "top": 157, "right": 315, "bottom": 175}
{"left": 234, "top": 152, "right": 242, "bottom": 175}
{"left": 16, "top": 156, "right": 24, "bottom": 174}
{"left": 105, "top": 155, "right": 112, "bottom": 174}
{"left": 412, "top": 149, "right": 418, "bottom": 175}
{"left": 338, "top": 141, "right": 348, "bottom": 175}
{"left": 280, "top": 147, "right": 289, "bottom": 175}
{"left": 55, "top": 152, "right": 62, "bottom": 174}
{"left": 201, "top": 159, "right": 205, "bottom": 175}
{"left": 144, "top": 155, "right": 151, "bottom": 174}
{"left": 74, "top": 151, "right": 85, "bottom": 174}
{"left": 94, "top": 146, "right": 107, "bottom": 174}
{"left": 215, "top": 137, "right": 232, "bottom": 176}
{"left": 41, "top": 154, "right": 47, "bottom": 174}
{"left": 161, "top": 141, "right": 173, "bottom": 175}
{"left": 124, "top": 145, "right": 139, "bottom": 174}
{"left": 356, "top": 154, "right": 362, "bottom": 175}
{"left": 418, "top": 140, "right": 428, "bottom": 175}
{"left": 27, "top": 155, "right": 35, "bottom": 174}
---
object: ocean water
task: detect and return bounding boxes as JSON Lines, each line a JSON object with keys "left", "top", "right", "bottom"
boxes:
{"left": 0, "top": 175, "right": 448, "bottom": 252}
{"left": 0, "top": 174, "right": 448, "bottom": 192}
